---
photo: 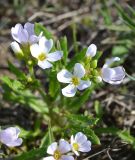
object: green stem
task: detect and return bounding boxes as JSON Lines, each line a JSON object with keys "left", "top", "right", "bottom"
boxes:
{"left": 28, "top": 65, "right": 35, "bottom": 79}
{"left": 72, "top": 23, "right": 78, "bottom": 53}
{"left": 126, "top": 72, "right": 135, "bottom": 81}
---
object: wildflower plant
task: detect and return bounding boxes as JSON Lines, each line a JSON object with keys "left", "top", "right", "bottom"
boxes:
{"left": 0, "top": 22, "right": 129, "bottom": 159}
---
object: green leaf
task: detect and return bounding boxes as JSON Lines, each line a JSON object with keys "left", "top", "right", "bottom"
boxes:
{"left": 69, "top": 84, "right": 95, "bottom": 112}
{"left": 35, "top": 23, "right": 52, "bottom": 39}
{"left": 49, "top": 71, "right": 60, "bottom": 98}
{"left": 112, "top": 45, "right": 128, "bottom": 57}
{"left": 8, "top": 62, "right": 26, "bottom": 80}
{"left": 87, "top": 128, "right": 100, "bottom": 145}
{"left": 67, "top": 114, "right": 99, "bottom": 127}
{"left": 48, "top": 121, "right": 54, "bottom": 144}
{"left": 94, "top": 100, "right": 103, "bottom": 118}
{"left": 40, "top": 132, "right": 50, "bottom": 148}
{"left": 100, "top": 0, "right": 112, "bottom": 25}
{"left": 67, "top": 48, "right": 87, "bottom": 69}
{"left": 60, "top": 36, "right": 68, "bottom": 65}
{"left": 117, "top": 130, "right": 135, "bottom": 148}
{"left": 114, "top": 2, "right": 135, "bottom": 31}
{"left": 1, "top": 77, "right": 49, "bottom": 114}
{"left": 1, "top": 76, "right": 25, "bottom": 91}
{"left": 68, "top": 122, "right": 100, "bottom": 144}
{"left": 127, "top": 5, "right": 135, "bottom": 18}
{"left": 105, "top": 24, "right": 131, "bottom": 32}
{"left": 14, "top": 147, "right": 47, "bottom": 160}
{"left": 67, "top": 114, "right": 100, "bottom": 144}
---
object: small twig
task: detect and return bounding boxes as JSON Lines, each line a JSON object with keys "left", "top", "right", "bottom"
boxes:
{"left": 83, "top": 148, "right": 109, "bottom": 160}
{"left": 28, "top": 12, "right": 54, "bottom": 21}
{"left": 55, "top": 13, "right": 90, "bottom": 33}
{"left": 120, "top": 93, "right": 135, "bottom": 99}
{"left": 107, "top": 149, "right": 113, "bottom": 160}
{"left": 43, "top": 7, "right": 89, "bottom": 25}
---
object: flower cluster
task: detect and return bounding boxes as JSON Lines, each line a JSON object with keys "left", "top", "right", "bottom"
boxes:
{"left": 10, "top": 22, "right": 126, "bottom": 97}
{"left": 11, "top": 23, "right": 63, "bottom": 69}
{"left": 0, "top": 127, "right": 22, "bottom": 147}
{"left": 43, "top": 132, "right": 91, "bottom": 160}
{"left": 57, "top": 44, "right": 125, "bottom": 97}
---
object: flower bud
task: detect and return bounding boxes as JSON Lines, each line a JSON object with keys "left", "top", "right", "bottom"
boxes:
{"left": 11, "top": 42, "right": 23, "bottom": 57}
{"left": 90, "top": 60, "right": 97, "bottom": 68}
{"left": 28, "top": 60, "right": 33, "bottom": 66}
{"left": 91, "top": 69, "right": 98, "bottom": 76}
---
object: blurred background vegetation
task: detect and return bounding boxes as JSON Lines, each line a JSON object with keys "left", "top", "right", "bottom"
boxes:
{"left": 0, "top": 0, "right": 135, "bottom": 159}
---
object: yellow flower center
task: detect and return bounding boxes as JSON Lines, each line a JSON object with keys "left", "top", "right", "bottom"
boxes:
{"left": 38, "top": 53, "right": 46, "bottom": 61}
{"left": 73, "top": 143, "right": 79, "bottom": 151}
{"left": 54, "top": 150, "right": 61, "bottom": 160}
{"left": 71, "top": 77, "right": 80, "bottom": 86}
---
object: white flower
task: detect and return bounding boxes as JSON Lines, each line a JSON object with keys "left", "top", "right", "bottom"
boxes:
{"left": 0, "top": 127, "right": 22, "bottom": 147}
{"left": 10, "top": 41, "right": 23, "bottom": 55}
{"left": 11, "top": 22, "right": 42, "bottom": 44}
{"left": 57, "top": 63, "right": 91, "bottom": 97}
{"left": 43, "top": 139, "right": 74, "bottom": 160}
{"left": 86, "top": 44, "right": 97, "bottom": 57}
{"left": 101, "top": 57, "right": 125, "bottom": 85}
{"left": 30, "top": 37, "right": 63, "bottom": 69}
{"left": 70, "top": 132, "right": 91, "bottom": 156}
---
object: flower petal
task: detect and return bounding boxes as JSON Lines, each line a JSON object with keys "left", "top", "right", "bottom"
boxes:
{"left": 11, "top": 24, "right": 22, "bottom": 43}
{"left": 74, "top": 150, "right": 80, "bottom": 156}
{"left": 101, "top": 67, "right": 115, "bottom": 83}
{"left": 75, "top": 132, "right": 87, "bottom": 145}
{"left": 111, "top": 66, "right": 125, "bottom": 81}
{"left": 86, "top": 44, "right": 97, "bottom": 57}
{"left": 14, "top": 127, "right": 21, "bottom": 137}
{"left": 73, "top": 63, "right": 85, "bottom": 78}
{"left": 58, "top": 139, "right": 71, "bottom": 154}
{"left": 0, "top": 127, "right": 22, "bottom": 147}
{"left": 11, "top": 24, "right": 29, "bottom": 43}
{"left": 57, "top": 69, "right": 72, "bottom": 83}
{"left": 47, "top": 142, "right": 57, "bottom": 155}
{"left": 6, "top": 138, "right": 23, "bottom": 147}
{"left": 24, "top": 22, "right": 34, "bottom": 36}
{"left": 70, "top": 135, "right": 75, "bottom": 145}
{"left": 79, "top": 141, "right": 91, "bottom": 152}
{"left": 30, "top": 44, "right": 42, "bottom": 58}
{"left": 43, "top": 156, "right": 55, "bottom": 160}
{"left": 39, "top": 37, "right": 53, "bottom": 53}
{"left": 103, "top": 57, "right": 120, "bottom": 68}
{"left": 102, "top": 67, "right": 125, "bottom": 84}
{"left": 38, "top": 60, "right": 52, "bottom": 69}
{"left": 61, "top": 155, "right": 74, "bottom": 160}
{"left": 47, "top": 51, "right": 63, "bottom": 62}
{"left": 77, "top": 80, "right": 91, "bottom": 90}
{"left": 29, "top": 35, "right": 40, "bottom": 44}
{"left": 62, "top": 84, "right": 77, "bottom": 97}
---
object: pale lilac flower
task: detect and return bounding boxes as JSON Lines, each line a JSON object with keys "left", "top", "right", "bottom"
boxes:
{"left": 70, "top": 132, "right": 91, "bottom": 156}
{"left": 57, "top": 63, "right": 91, "bottom": 97}
{"left": 101, "top": 57, "right": 125, "bottom": 85}
{"left": 30, "top": 37, "right": 63, "bottom": 69}
{"left": 0, "top": 127, "right": 22, "bottom": 147}
{"left": 86, "top": 44, "right": 97, "bottom": 57}
{"left": 43, "top": 139, "right": 74, "bottom": 160}
{"left": 11, "top": 22, "right": 42, "bottom": 44}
